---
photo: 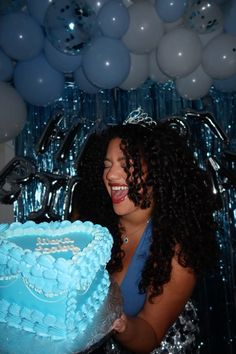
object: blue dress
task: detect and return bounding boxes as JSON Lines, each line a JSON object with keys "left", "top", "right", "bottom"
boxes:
{"left": 94, "top": 222, "right": 200, "bottom": 354}
{"left": 120, "top": 220, "right": 152, "bottom": 316}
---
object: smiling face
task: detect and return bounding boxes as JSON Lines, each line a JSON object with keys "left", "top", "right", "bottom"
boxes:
{"left": 103, "top": 137, "right": 152, "bottom": 219}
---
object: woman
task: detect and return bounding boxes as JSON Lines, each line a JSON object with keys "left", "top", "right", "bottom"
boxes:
{"left": 73, "top": 111, "right": 219, "bottom": 353}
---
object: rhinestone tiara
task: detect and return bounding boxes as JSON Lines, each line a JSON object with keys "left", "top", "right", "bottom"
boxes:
{"left": 123, "top": 107, "right": 157, "bottom": 127}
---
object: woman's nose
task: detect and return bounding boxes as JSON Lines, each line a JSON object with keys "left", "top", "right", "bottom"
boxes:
{"left": 105, "top": 164, "right": 121, "bottom": 181}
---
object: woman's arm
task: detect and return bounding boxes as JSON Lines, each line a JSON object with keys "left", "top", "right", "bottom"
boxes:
{"left": 113, "top": 257, "right": 197, "bottom": 353}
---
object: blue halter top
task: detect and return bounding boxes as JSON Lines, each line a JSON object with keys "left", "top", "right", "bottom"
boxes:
{"left": 120, "top": 221, "right": 152, "bottom": 316}
{"left": 102, "top": 221, "right": 200, "bottom": 353}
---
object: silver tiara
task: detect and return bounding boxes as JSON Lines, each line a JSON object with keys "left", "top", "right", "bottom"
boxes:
{"left": 123, "top": 107, "right": 157, "bottom": 127}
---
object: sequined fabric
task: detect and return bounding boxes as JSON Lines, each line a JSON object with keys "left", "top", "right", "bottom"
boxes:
{"left": 91, "top": 300, "right": 200, "bottom": 354}
{"left": 151, "top": 301, "right": 200, "bottom": 354}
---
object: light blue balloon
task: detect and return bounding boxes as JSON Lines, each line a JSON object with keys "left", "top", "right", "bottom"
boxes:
{"left": 27, "top": 0, "right": 51, "bottom": 25}
{"left": 155, "top": 0, "right": 187, "bottom": 23}
{"left": 44, "top": 39, "right": 82, "bottom": 73}
{"left": 14, "top": 54, "right": 65, "bottom": 106}
{"left": 214, "top": 74, "right": 236, "bottom": 93}
{"left": 97, "top": 0, "right": 130, "bottom": 38}
{"left": 0, "top": 0, "right": 26, "bottom": 16}
{"left": 0, "top": 49, "right": 14, "bottom": 81}
{"left": 0, "top": 12, "right": 44, "bottom": 61}
{"left": 224, "top": 0, "right": 236, "bottom": 35}
{"left": 74, "top": 66, "right": 100, "bottom": 94}
{"left": 82, "top": 37, "right": 130, "bottom": 89}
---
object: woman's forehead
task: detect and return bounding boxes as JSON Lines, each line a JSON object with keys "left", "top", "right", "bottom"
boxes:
{"left": 106, "top": 138, "right": 123, "bottom": 155}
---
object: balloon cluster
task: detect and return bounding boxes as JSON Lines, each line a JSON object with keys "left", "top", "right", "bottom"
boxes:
{"left": 0, "top": 0, "right": 236, "bottom": 143}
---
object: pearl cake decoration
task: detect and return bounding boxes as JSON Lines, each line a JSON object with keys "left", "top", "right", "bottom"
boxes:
{"left": 0, "top": 220, "right": 115, "bottom": 353}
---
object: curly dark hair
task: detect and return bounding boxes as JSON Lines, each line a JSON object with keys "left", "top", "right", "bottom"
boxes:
{"left": 73, "top": 121, "right": 219, "bottom": 299}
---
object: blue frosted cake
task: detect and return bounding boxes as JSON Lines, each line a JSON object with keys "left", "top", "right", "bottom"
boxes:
{"left": 0, "top": 220, "right": 113, "bottom": 344}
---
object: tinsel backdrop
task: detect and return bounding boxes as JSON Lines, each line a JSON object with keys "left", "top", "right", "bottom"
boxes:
{"left": 0, "top": 0, "right": 236, "bottom": 353}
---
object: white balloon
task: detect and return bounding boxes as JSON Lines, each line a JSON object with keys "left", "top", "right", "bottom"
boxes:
{"left": 148, "top": 49, "right": 170, "bottom": 83}
{"left": 122, "top": 1, "right": 164, "bottom": 54}
{"left": 119, "top": 52, "right": 149, "bottom": 90}
{"left": 202, "top": 33, "right": 236, "bottom": 79}
{"left": 175, "top": 65, "right": 213, "bottom": 100}
{"left": 157, "top": 27, "right": 202, "bottom": 78}
{"left": 198, "top": 26, "right": 223, "bottom": 47}
{"left": 0, "top": 82, "right": 27, "bottom": 143}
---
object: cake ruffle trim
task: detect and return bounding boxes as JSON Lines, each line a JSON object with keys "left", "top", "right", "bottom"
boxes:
{"left": 0, "top": 221, "right": 113, "bottom": 296}
{"left": 0, "top": 270, "right": 110, "bottom": 340}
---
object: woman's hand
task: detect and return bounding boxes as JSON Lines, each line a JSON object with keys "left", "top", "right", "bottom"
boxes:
{"left": 111, "top": 313, "right": 158, "bottom": 353}
{"left": 112, "top": 314, "right": 128, "bottom": 333}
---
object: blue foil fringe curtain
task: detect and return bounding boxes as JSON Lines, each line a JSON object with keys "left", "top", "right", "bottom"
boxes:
{"left": 15, "top": 81, "right": 236, "bottom": 354}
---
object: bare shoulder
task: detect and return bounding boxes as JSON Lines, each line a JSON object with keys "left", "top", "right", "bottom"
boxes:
{"left": 138, "top": 257, "right": 196, "bottom": 343}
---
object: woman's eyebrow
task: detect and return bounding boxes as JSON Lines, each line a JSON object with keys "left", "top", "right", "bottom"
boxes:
{"left": 104, "top": 157, "right": 126, "bottom": 162}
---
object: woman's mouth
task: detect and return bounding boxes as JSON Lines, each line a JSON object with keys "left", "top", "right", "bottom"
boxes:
{"left": 110, "top": 185, "right": 129, "bottom": 204}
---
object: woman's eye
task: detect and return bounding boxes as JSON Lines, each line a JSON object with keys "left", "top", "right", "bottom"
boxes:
{"left": 104, "top": 162, "right": 111, "bottom": 169}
